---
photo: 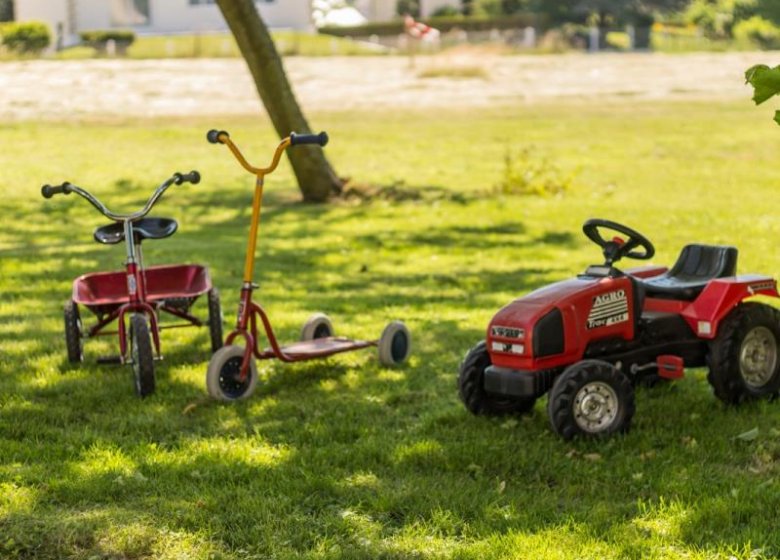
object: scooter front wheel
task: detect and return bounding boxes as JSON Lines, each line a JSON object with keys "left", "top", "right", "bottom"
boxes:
{"left": 206, "top": 345, "right": 259, "bottom": 401}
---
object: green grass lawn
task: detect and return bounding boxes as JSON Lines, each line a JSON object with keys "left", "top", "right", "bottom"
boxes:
{"left": 2, "top": 99, "right": 780, "bottom": 559}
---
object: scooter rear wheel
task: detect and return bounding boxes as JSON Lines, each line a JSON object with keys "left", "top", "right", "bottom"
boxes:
{"left": 206, "top": 345, "right": 259, "bottom": 401}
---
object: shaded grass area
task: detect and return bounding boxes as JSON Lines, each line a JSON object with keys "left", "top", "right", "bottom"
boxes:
{"left": 1, "top": 100, "right": 780, "bottom": 558}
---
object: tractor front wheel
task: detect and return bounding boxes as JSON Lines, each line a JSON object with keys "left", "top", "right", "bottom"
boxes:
{"left": 458, "top": 341, "right": 536, "bottom": 416}
{"left": 547, "top": 360, "right": 634, "bottom": 440}
{"left": 708, "top": 302, "right": 780, "bottom": 404}
{"left": 206, "top": 345, "right": 259, "bottom": 402}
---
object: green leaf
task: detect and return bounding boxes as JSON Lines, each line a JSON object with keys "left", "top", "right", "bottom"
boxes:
{"left": 745, "top": 64, "right": 780, "bottom": 105}
{"left": 735, "top": 427, "right": 760, "bottom": 441}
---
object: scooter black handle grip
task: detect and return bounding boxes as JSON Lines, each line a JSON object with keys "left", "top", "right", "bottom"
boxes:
{"left": 290, "top": 131, "right": 329, "bottom": 147}
{"left": 41, "top": 182, "right": 71, "bottom": 198}
{"left": 174, "top": 170, "right": 201, "bottom": 185}
{"left": 207, "top": 129, "right": 229, "bottom": 144}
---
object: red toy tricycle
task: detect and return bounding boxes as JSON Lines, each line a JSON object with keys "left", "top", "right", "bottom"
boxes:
{"left": 41, "top": 171, "right": 223, "bottom": 397}
{"left": 204, "top": 129, "right": 411, "bottom": 401}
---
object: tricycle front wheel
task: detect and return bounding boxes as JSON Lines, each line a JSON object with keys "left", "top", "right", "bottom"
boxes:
{"left": 129, "top": 313, "right": 155, "bottom": 398}
{"left": 206, "top": 345, "right": 259, "bottom": 402}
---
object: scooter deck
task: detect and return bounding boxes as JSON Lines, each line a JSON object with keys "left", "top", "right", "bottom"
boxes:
{"left": 258, "top": 337, "right": 375, "bottom": 361}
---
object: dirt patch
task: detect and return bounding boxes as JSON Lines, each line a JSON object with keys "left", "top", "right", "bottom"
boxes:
{"left": 0, "top": 52, "right": 766, "bottom": 121}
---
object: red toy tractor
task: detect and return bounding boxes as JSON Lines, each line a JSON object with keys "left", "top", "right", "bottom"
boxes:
{"left": 459, "top": 219, "right": 780, "bottom": 440}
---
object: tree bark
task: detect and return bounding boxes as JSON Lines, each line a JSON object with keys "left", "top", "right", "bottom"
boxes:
{"left": 215, "top": 0, "right": 343, "bottom": 202}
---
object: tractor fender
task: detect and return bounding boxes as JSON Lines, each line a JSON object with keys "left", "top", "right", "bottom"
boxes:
{"left": 680, "top": 275, "right": 780, "bottom": 339}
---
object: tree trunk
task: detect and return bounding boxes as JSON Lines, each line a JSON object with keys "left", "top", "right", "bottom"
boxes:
{"left": 215, "top": 0, "right": 343, "bottom": 202}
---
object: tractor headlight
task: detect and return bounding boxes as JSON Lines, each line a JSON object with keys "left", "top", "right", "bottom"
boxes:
{"left": 491, "top": 341, "right": 525, "bottom": 355}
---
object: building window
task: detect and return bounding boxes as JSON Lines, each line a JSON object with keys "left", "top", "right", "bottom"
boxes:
{"left": 111, "top": 0, "right": 150, "bottom": 26}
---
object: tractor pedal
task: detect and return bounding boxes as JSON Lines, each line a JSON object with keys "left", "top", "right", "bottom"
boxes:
{"left": 96, "top": 355, "right": 123, "bottom": 365}
{"left": 657, "top": 355, "right": 684, "bottom": 379}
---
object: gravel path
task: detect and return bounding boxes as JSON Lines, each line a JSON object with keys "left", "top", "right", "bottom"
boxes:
{"left": 0, "top": 52, "right": 766, "bottom": 120}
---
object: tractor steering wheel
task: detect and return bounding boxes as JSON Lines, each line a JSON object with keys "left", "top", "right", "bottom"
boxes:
{"left": 582, "top": 218, "right": 655, "bottom": 265}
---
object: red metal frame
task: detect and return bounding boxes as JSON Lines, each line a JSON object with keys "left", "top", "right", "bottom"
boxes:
{"left": 224, "top": 285, "right": 375, "bottom": 380}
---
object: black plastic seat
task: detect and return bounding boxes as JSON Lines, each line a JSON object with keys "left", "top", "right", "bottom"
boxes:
{"left": 640, "top": 244, "right": 738, "bottom": 300}
{"left": 93, "top": 217, "right": 178, "bottom": 245}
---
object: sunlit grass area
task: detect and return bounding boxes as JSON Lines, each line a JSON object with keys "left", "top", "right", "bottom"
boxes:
{"left": 1, "top": 100, "right": 780, "bottom": 558}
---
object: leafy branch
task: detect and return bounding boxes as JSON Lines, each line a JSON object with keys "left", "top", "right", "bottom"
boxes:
{"left": 746, "top": 64, "right": 780, "bottom": 125}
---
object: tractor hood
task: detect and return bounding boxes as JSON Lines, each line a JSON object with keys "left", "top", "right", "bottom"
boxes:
{"left": 488, "top": 275, "right": 637, "bottom": 370}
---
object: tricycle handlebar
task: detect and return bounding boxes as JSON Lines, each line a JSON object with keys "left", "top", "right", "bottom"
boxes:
{"left": 40, "top": 171, "right": 199, "bottom": 222}
{"left": 41, "top": 182, "right": 72, "bottom": 199}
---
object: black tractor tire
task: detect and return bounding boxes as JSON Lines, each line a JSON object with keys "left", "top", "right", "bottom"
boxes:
{"left": 548, "top": 359, "right": 635, "bottom": 440}
{"left": 207, "top": 288, "right": 224, "bottom": 353}
{"left": 708, "top": 302, "right": 780, "bottom": 405}
{"left": 129, "top": 313, "right": 155, "bottom": 398}
{"left": 458, "top": 341, "right": 536, "bottom": 416}
{"left": 64, "top": 301, "right": 83, "bottom": 364}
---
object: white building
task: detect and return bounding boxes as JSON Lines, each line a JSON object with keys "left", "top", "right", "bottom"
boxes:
{"left": 14, "top": 0, "right": 463, "bottom": 48}
{"left": 14, "top": 0, "right": 314, "bottom": 46}
{"left": 355, "top": 0, "right": 461, "bottom": 20}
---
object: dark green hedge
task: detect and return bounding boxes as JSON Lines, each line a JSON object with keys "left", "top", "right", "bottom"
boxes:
{"left": 319, "top": 14, "right": 547, "bottom": 37}
{"left": 79, "top": 29, "right": 136, "bottom": 44}
{"left": 0, "top": 21, "right": 50, "bottom": 53}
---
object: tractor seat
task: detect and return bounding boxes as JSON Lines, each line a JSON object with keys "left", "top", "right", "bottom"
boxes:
{"left": 93, "top": 217, "right": 178, "bottom": 245}
{"left": 640, "top": 244, "right": 738, "bottom": 301}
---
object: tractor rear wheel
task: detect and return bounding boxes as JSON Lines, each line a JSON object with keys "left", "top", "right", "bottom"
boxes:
{"left": 708, "top": 302, "right": 780, "bottom": 405}
{"left": 548, "top": 360, "right": 634, "bottom": 440}
{"left": 458, "top": 341, "right": 536, "bottom": 416}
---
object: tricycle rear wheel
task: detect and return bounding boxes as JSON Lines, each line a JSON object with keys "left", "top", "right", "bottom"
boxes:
{"left": 207, "top": 288, "right": 224, "bottom": 353}
{"left": 129, "top": 313, "right": 155, "bottom": 398}
{"left": 458, "top": 341, "right": 536, "bottom": 416}
{"left": 63, "top": 301, "right": 83, "bottom": 364}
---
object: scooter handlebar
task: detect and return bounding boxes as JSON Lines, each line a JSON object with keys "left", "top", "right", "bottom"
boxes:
{"left": 174, "top": 170, "right": 201, "bottom": 185}
{"left": 290, "top": 131, "right": 329, "bottom": 147}
{"left": 207, "top": 129, "right": 228, "bottom": 144}
{"left": 41, "top": 182, "right": 72, "bottom": 199}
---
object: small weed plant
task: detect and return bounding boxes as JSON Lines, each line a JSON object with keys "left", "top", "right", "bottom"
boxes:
{"left": 496, "top": 146, "right": 577, "bottom": 197}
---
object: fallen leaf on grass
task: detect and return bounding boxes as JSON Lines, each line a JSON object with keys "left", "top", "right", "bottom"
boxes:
{"left": 735, "top": 427, "right": 760, "bottom": 442}
{"left": 583, "top": 453, "right": 602, "bottom": 462}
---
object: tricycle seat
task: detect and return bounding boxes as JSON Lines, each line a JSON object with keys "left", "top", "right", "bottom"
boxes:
{"left": 94, "top": 217, "right": 178, "bottom": 245}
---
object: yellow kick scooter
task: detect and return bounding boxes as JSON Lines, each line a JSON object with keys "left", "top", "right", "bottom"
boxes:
{"left": 205, "top": 129, "right": 411, "bottom": 401}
